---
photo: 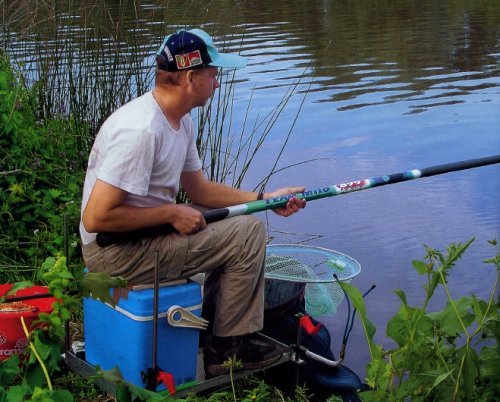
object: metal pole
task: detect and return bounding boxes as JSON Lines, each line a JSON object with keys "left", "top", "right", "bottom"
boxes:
{"left": 152, "top": 251, "right": 160, "bottom": 371}
{"left": 143, "top": 251, "right": 160, "bottom": 391}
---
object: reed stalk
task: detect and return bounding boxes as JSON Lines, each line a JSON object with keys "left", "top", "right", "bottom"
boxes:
{"left": 2, "top": 1, "right": 310, "bottom": 191}
{"left": 1, "top": 0, "right": 312, "bottom": 278}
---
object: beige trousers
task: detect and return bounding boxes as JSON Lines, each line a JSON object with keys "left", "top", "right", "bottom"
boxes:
{"left": 82, "top": 215, "right": 266, "bottom": 337}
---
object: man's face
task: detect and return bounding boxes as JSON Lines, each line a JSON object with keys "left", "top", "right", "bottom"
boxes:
{"left": 191, "top": 66, "right": 220, "bottom": 106}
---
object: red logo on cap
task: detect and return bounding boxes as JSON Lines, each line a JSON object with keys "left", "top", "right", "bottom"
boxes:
{"left": 175, "top": 50, "right": 203, "bottom": 70}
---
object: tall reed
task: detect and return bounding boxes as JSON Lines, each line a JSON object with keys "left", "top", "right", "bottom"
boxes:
{"left": 0, "top": 0, "right": 310, "bottom": 277}
{"left": 2, "top": 0, "right": 310, "bottom": 187}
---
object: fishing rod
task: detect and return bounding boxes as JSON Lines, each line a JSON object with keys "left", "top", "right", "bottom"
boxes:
{"left": 96, "top": 154, "right": 500, "bottom": 247}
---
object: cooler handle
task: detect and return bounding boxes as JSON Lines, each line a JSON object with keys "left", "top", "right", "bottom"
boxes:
{"left": 166, "top": 305, "right": 208, "bottom": 330}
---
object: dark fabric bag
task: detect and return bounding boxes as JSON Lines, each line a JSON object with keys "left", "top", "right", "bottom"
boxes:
{"left": 262, "top": 280, "right": 364, "bottom": 402}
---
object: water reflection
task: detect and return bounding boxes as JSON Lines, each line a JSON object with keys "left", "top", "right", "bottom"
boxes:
{"left": 2, "top": 1, "right": 498, "bottom": 116}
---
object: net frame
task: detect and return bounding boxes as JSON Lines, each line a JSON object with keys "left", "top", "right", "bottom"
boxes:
{"left": 264, "top": 244, "right": 361, "bottom": 317}
{"left": 264, "top": 244, "right": 361, "bottom": 283}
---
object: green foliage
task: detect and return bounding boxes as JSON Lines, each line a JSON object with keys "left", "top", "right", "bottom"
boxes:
{"left": 0, "top": 57, "right": 84, "bottom": 282}
{"left": 221, "top": 355, "right": 243, "bottom": 401}
{"left": 80, "top": 272, "right": 127, "bottom": 307}
{"left": 95, "top": 361, "right": 313, "bottom": 402}
{"left": 0, "top": 257, "right": 73, "bottom": 401}
{"left": 0, "top": 256, "right": 127, "bottom": 401}
{"left": 348, "top": 239, "right": 500, "bottom": 402}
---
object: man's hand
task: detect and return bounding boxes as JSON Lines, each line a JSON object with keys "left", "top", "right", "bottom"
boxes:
{"left": 171, "top": 205, "right": 207, "bottom": 234}
{"left": 264, "top": 187, "right": 307, "bottom": 217}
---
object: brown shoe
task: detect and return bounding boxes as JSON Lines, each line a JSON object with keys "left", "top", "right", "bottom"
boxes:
{"left": 204, "top": 333, "right": 283, "bottom": 378}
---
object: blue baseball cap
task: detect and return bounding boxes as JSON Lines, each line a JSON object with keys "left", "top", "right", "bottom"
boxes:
{"left": 156, "top": 28, "right": 247, "bottom": 71}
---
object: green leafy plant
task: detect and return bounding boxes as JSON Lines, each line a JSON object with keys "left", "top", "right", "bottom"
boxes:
{"left": 340, "top": 239, "right": 499, "bottom": 402}
{"left": 240, "top": 380, "right": 270, "bottom": 402}
{"left": 221, "top": 356, "right": 243, "bottom": 401}
{"left": 0, "top": 255, "right": 128, "bottom": 401}
{"left": 0, "top": 57, "right": 84, "bottom": 282}
{"left": 0, "top": 257, "right": 75, "bottom": 401}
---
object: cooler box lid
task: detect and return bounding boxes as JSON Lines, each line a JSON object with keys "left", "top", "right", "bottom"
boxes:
{"left": 100, "top": 281, "right": 202, "bottom": 321}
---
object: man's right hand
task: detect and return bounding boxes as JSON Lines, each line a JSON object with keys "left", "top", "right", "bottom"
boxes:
{"left": 171, "top": 205, "right": 207, "bottom": 235}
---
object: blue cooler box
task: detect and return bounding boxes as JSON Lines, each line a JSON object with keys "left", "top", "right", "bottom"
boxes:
{"left": 84, "top": 281, "right": 202, "bottom": 390}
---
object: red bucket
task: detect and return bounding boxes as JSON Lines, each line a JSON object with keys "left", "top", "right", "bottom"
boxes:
{"left": 0, "top": 284, "right": 57, "bottom": 361}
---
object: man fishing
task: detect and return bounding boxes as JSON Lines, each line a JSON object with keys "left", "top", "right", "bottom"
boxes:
{"left": 79, "top": 28, "right": 306, "bottom": 378}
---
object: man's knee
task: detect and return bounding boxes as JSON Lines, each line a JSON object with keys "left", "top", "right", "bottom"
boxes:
{"left": 240, "top": 215, "right": 266, "bottom": 244}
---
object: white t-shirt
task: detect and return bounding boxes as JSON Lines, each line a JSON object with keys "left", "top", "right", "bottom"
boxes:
{"left": 79, "top": 91, "right": 202, "bottom": 245}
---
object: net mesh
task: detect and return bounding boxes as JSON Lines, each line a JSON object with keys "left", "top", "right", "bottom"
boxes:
{"left": 264, "top": 244, "right": 361, "bottom": 317}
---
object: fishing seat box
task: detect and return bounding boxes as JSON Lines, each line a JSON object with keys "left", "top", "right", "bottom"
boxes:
{"left": 83, "top": 281, "right": 202, "bottom": 390}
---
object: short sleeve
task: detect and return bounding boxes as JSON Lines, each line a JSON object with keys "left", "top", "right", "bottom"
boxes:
{"left": 97, "top": 127, "right": 156, "bottom": 196}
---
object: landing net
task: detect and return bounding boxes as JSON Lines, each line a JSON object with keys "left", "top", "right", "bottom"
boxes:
{"left": 264, "top": 244, "right": 361, "bottom": 317}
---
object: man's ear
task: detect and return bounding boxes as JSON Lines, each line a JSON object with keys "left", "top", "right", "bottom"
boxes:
{"left": 185, "top": 69, "right": 196, "bottom": 85}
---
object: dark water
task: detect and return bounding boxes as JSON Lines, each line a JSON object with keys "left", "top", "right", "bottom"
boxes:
{"left": 2, "top": 0, "right": 499, "bottom": 378}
